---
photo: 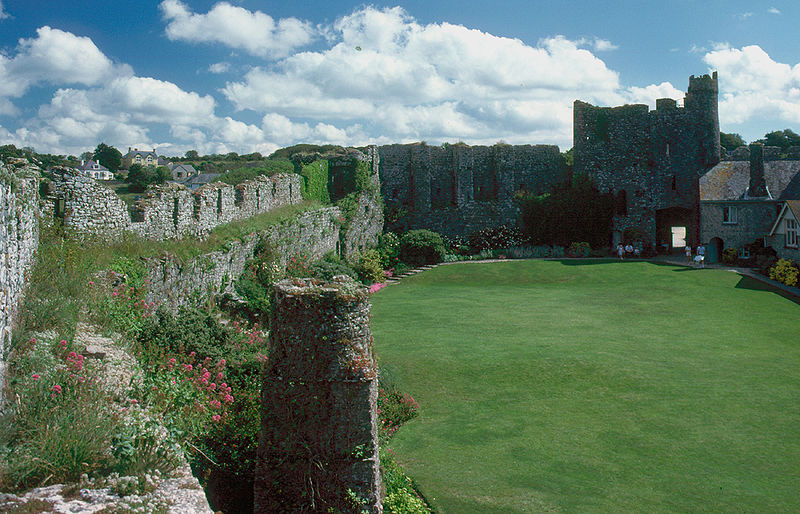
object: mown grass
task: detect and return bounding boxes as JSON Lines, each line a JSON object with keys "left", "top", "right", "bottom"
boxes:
{"left": 371, "top": 260, "right": 800, "bottom": 513}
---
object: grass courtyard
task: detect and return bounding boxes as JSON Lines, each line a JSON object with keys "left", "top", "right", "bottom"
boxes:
{"left": 370, "top": 260, "right": 800, "bottom": 513}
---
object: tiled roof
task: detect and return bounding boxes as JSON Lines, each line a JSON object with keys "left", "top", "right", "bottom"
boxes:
{"left": 700, "top": 161, "right": 800, "bottom": 201}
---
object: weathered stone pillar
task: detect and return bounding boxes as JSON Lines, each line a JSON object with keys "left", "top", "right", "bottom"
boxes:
{"left": 254, "top": 276, "right": 382, "bottom": 513}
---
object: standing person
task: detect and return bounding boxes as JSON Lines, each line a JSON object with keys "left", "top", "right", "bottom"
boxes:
{"left": 685, "top": 244, "right": 692, "bottom": 265}
{"left": 617, "top": 243, "right": 625, "bottom": 260}
{"left": 697, "top": 243, "right": 706, "bottom": 268}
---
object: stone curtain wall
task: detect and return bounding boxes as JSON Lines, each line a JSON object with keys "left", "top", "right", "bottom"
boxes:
{"left": 378, "top": 143, "right": 567, "bottom": 237}
{"left": 0, "top": 164, "right": 39, "bottom": 397}
{"left": 45, "top": 169, "right": 303, "bottom": 241}
{"left": 145, "top": 207, "right": 341, "bottom": 308}
{"left": 254, "top": 277, "right": 381, "bottom": 513}
{"left": 721, "top": 145, "right": 800, "bottom": 161}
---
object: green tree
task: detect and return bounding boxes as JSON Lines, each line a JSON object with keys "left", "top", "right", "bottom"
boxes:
{"left": 126, "top": 164, "right": 148, "bottom": 192}
{"left": 720, "top": 132, "right": 745, "bottom": 152}
{"left": 185, "top": 150, "right": 199, "bottom": 160}
{"left": 757, "top": 129, "right": 800, "bottom": 153}
{"left": 155, "top": 166, "right": 172, "bottom": 184}
{"left": 93, "top": 143, "right": 122, "bottom": 171}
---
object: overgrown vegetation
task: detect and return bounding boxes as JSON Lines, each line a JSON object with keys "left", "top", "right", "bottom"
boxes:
{"left": 212, "top": 159, "right": 294, "bottom": 186}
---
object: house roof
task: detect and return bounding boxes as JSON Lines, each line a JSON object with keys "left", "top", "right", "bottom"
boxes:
{"left": 77, "top": 160, "right": 109, "bottom": 172}
{"left": 700, "top": 160, "right": 800, "bottom": 201}
{"left": 124, "top": 149, "right": 158, "bottom": 159}
{"left": 168, "top": 163, "right": 197, "bottom": 174}
{"left": 769, "top": 200, "right": 800, "bottom": 235}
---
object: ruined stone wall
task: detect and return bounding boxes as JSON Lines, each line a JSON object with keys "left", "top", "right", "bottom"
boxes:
{"left": 342, "top": 191, "right": 384, "bottom": 257}
{"left": 45, "top": 169, "right": 303, "bottom": 241}
{"left": 379, "top": 143, "right": 567, "bottom": 237}
{"left": 145, "top": 207, "right": 341, "bottom": 308}
{"left": 573, "top": 73, "right": 720, "bottom": 246}
{"left": 0, "top": 164, "right": 39, "bottom": 397}
{"left": 254, "top": 277, "right": 381, "bottom": 513}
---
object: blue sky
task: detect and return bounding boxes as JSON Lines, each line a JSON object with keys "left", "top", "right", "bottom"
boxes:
{"left": 0, "top": 0, "right": 798, "bottom": 157}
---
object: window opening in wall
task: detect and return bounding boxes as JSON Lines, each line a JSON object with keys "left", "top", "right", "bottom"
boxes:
{"left": 172, "top": 198, "right": 179, "bottom": 228}
{"left": 666, "top": 143, "right": 670, "bottom": 157}
{"left": 217, "top": 189, "right": 222, "bottom": 215}
{"left": 616, "top": 190, "right": 627, "bottom": 215}
{"left": 289, "top": 183, "right": 292, "bottom": 198}
{"left": 671, "top": 226, "right": 686, "bottom": 248}
{"left": 671, "top": 175, "right": 676, "bottom": 190}
{"left": 54, "top": 198, "right": 65, "bottom": 219}
{"left": 722, "top": 205, "right": 737, "bottom": 224}
{"left": 739, "top": 247, "right": 750, "bottom": 259}
{"left": 392, "top": 188, "right": 398, "bottom": 199}
{"left": 272, "top": 183, "right": 277, "bottom": 197}
{"left": 256, "top": 188, "right": 260, "bottom": 211}
{"left": 786, "top": 219, "right": 798, "bottom": 247}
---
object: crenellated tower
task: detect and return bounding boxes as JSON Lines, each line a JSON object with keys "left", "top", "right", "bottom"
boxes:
{"left": 684, "top": 71, "right": 721, "bottom": 168}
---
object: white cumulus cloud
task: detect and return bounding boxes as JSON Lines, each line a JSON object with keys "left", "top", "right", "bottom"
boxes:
{"left": 160, "top": 0, "right": 315, "bottom": 58}
{"left": 223, "top": 6, "right": 622, "bottom": 148}
{"left": 704, "top": 44, "right": 800, "bottom": 126}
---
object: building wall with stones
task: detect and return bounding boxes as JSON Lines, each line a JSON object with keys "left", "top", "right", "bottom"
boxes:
{"left": 0, "top": 164, "right": 40, "bottom": 397}
{"left": 45, "top": 169, "right": 303, "bottom": 241}
{"left": 574, "top": 73, "right": 721, "bottom": 249}
{"left": 378, "top": 143, "right": 567, "bottom": 237}
{"left": 254, "top": 276, "right": 381, "bottom": 513}
{"left": 145, "top": 207, "right": 341, "bottom": 309}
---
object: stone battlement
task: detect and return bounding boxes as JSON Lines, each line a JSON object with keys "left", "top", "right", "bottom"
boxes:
{"left": 45, "top": 169, "right": 303, "bottom": 241}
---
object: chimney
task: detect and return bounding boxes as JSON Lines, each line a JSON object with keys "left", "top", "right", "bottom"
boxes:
{"left": 749, "top": 143, "right": 767, "bottom": 197}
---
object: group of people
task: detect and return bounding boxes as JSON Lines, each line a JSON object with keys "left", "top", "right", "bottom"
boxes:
{"left": 616, "top": 243, "right": 641, "bottom": 259}
{"left": 685, "top": 243, "right": 706, "bottom": 267}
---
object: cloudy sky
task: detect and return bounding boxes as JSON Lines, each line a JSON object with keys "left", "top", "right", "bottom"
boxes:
{"left": 0, "top": 0, "right": 798, "bottom": 157}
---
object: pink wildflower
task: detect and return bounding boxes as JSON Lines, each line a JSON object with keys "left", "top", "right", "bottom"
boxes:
{"left": 88, "top": 281, "right": 95, "bottom": 285}
{"left": 32, "top": 373, "right": 40, "bottom": 381}
{"left": 51, "top": 384, "right": 62, "bottom": 394}
{"left": 211, "top": 414, "right": 221, "bottom": 422}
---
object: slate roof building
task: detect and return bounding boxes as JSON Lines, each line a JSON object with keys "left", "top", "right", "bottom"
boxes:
{"left": 122, "top": 148, "right": 160, "bottom": 168}
{"left": 167, "top": 163, "right": 198, "bottom": 180}
{"left": 700, "top": 143, "right": 800, "bottom": 262}
{"left": 77, "top": 159, "right": 114, "bottom": 180}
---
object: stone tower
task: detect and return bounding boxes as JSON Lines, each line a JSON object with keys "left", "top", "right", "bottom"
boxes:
{"left": 254, "top": 276, "right": 382, "bottom": 513}
{"left": 684, "top": 71, "right": 721, "bottom": 168}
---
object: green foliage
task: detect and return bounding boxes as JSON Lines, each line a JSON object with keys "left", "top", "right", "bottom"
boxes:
{"left": 336, "top": 191, "right": 360, "bottom": 230}
{"left": 234, "top": 242, "right": 281, "bottom": 319}
{"left": 468, "top": 225, "right": 527, "bottom": 252}
{"left": 769, "top": 258, "right": 800, "bottom": 287}
{"left": 354, "top": 160, "right": 377, "bottom": 193}
{"left": 310, "top": 254, "right": 358, "bottom": 281}
{"left": 125, "top": 164, "right": 148, "bottom": 192}
{"left": 137, "top": 307, "right": 234, "bottom": 366}
{"left": 757, "top": 129, "right": 800, "bottom": 154}
{"left": 354, "top": 249, "right": 385, "bottom": 284}
{"left": 568, "top": 241, "right": 591, "bottom": 257}
{"left": 93, "top": 142, "right": 123, "bottom": 171}
{"left": 299, "top": 159, "right": 330, "bottom": 203}
{"left": 720, "top": 132, "right": 746, "bottom": 152}
{"left": 378, "top": 232, "right": 401, "bottom": 268}
{"left": 0, "top": 337, "right": 121, "bottom": 491}
{"left": 213, "top": 159, "right": 294, "bottom": 186}
{"left": 399, "top": 230, "right": 446, "bottom": 268}
{"left": 722, "top": 247, "right": 739, "bottom": 265}
{"left": 268, "top": 143, "right": 345, "bottom": 160}
{"left": 517, "top": 173, "right": 615, "bottom": 248}
{"left": 381, "top": 448, "right": 430, "bottom": 513}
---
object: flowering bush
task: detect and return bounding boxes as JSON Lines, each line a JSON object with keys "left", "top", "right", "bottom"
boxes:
{"left": 285, "top": 252, "right": 312, "bottom": 277}
{"left": 381, "top": 447, "right": 430, "bottom": 513}
{"left": 769, "top": 258, "right": 800, "bottom": 287}
{"left": 567, "top": 242, "right": 591, "bottom": 257}
{"left": 468, "top": 225, "right": 527, "bottom": 252}
{"left": 722, "top": 247, "right": 739, "bottom": 265}
{"left": 355, "top": 249, "right": 385, "bottom": 284}
{"left": 0, "top": 337, "right": 120, "bottom": 491}
{"left": 378, "top": 386, "right": 420, "bottom": 442}
{"left": 399, "top": 230, "right": 446, "bottom": 268}
{"left": 87, "top": 272, "right": 154, "bottom": 337}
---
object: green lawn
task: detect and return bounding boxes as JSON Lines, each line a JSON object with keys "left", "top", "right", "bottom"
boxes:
{"left": 370, "top": 260, "right": 800, "bottom": 513}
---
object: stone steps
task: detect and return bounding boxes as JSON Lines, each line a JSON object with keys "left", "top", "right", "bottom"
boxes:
{"left": 385, "top": 264, "right": 438, "bottom": 285}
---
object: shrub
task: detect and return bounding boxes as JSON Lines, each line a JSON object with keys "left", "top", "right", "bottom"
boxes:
{"left": 381, "top": 448, "right": 430, "bottom": 513}
{"left": 309, "top": 259, "right": 358, "bottom": 281}
{"left": 399, "top": 230, "right": 446, "bottom": 268}
{"left": 769, "top": 258, "right": 800, "bottom": 287}
{"left": 568, "top": 242, "right": 591, "bottom": 257}
{"left": 285, "top": 252, "right": 312, "bottom": 277}
{"left": 467, "top": 225, "right": 526, "bottom": 252}
{"left": 722, "top": 248, "right": 739, "bottom": 266}
{"left": 378, "top": 232, "right": 401, "bottom": 268}
{"left": 354, "top": 249, "right": 385, "bottom": 284}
